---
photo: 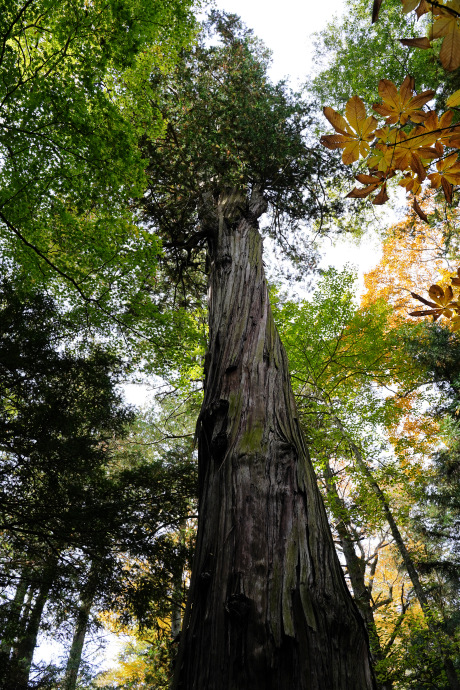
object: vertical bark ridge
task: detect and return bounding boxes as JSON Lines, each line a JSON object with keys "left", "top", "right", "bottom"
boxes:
{"left": 173, "top": 188, "right": 375, "bottom": 690}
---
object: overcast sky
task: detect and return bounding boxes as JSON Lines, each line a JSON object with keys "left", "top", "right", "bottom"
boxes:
{"left": 212, "top": 0, "right": 384, "bottom": 284}
{"left": 214, "top": 0, "right": 346, "bottom": 84}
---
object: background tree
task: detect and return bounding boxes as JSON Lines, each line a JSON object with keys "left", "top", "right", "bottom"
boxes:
{"left": 0, "top": 280, "right": 197, "bottom": 689}
{"left": 0, "top": 0, "right": 199, "bottom": 355}
{"left": 271, "top": 266, "right": 460, "bottom": 688}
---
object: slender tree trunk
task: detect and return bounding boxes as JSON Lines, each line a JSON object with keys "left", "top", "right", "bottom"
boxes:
{"left": 171, "top": 524, "right": 186, "bottom": 641}
{"left": 172, "top": 188, "right": 376, "bottom": 690}
{"left": 63, "top": 562, "right": 99, "bottom": 690}
{"left": 8, "top": 567, "right": 54, "bottom": 690}
{"left": 0, "top": 573, "right": 29, "bottom": 676}
{"left": 322, "top": 461, "right": 394, "bottom": 690}
{"left": 333, "top": 416, "right": 460, "bottom": 690}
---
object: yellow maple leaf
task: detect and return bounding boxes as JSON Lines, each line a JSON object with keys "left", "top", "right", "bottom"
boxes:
{"left": 431, "top": 4, "right": 460, "bottom": 71}
{"left": 321, "top": 96, "right": 378, "bottom": 164}
{"left": 428, "top": 152, "right": 460, "bottom": 202}
{"left": 372, "top": 76, "right": 435, "bottom": 125}
{"left": 398, "top": 172, "right": 423, "bottom": 195}
{"left": 409, "top": 284, "right": 457, "bottom": 320}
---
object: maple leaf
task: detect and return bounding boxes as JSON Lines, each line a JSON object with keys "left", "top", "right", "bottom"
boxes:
{"left": 428, "top": 152, "right": 460, "bottom": 202}
{"left": 321, "top": 96, "right": 378, "bottom": 164}
{"left": 372, "top": 76, "right": 435, "bottom": 125}
{"left": 399, "top": 172, "right": 423, "bottom": 195}
{"left": 431, "top": 4, "right": 460, "bottom": 71}
{"left": 409, "top": 284, "right": 457, "bottom": 320}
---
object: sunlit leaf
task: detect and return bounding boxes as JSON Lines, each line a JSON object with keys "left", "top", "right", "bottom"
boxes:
{"left": 321, "top": 99, "right": 378, "bottom": 164}
{"left": 373, "top": 76, "right": 434, "bottom": 125}
{"left": 431, "top": 12, "right": 460, "bottom": 71}
{"left": 446, "top": 88, "right": 460, "bottom": 107}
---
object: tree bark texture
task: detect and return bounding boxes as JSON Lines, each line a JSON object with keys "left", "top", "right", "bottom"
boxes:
{"left": 63, "top": 562, "right": 99, "bottom": 690}
{"left": 172, "top": 189, "right": 376, "bottom": 690}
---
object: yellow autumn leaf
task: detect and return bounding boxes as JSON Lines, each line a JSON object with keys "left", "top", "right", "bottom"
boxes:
{"left": 409, "top": 110, "right": 453, "bottom": 148}
{"left": 401, "top": 0, "right": 423, "bottom": 13}
{"left": 323, "top": 107, "right": 350, "bottom": 135}
{"left": 373, "top": 76, "right": 435, "bottom": 125}
{"left": 428, "top": 152, "right": 460, "bottom": 201}
{"left": 321, "top": 97, "right": 378, "bottom": 164}
{"left": 410, "top": 283, "right": 460, "bottom": 323}
{"left": 446, "top": 88, "right": 460, "bottom": 107}
{"left": 399, "top": 173, "right": 422, "bottom": 195}
{"left": 431, "top": 11, "right": 460, "bottom": 71}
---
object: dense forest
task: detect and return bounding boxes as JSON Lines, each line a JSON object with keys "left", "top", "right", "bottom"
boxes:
{"left": 1, "top": 0, "right": 460, "bottom": 688}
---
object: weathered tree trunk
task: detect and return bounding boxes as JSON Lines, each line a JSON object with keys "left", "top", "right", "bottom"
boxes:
{"left": 63, "top": 562, "right": 99, "bottom": 690}
{"left": 172, "top": 188, "right": 375, "bottom": 690}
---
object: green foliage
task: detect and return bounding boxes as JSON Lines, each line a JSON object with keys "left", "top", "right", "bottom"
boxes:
{"left": 272, "top": 266, "right": 417, "bottom": 446}
{"left": 0, "top": 0, "right": 196, "bottom": 334}
{"left": 0, "top": 280, "right": 197, "bottom": 687}
{"left": 309, "top": 0, "right": 441, "bottom": 113}
{"left": 404, "top": 324, "right": 460, "bottom": 602}
{"left": 272, "top": 268, "right": 421, "bottom": 535}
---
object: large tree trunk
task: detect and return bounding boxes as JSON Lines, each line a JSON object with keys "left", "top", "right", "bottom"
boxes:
{"left": 172, "top": 188, "right": 375, "bottom": 690}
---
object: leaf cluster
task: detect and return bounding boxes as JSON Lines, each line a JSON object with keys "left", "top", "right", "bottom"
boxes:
{"left": 0, "top": 0, "right": 196, "bottom": 337}
{"left": 321, "top": 76, "right": 460, "bottom": 216}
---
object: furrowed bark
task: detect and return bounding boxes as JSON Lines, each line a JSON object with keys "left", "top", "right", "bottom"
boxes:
{"left": 172, "top": 188, "right": 375, "bottom": 690}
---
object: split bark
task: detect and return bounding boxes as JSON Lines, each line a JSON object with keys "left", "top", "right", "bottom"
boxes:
{"left": 172, "top": 188, "right": 376, "bottom": 690}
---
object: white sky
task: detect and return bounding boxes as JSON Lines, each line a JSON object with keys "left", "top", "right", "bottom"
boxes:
{"left": 214, "top": 0, "right": 383, "bottom": 282}
{"left": 214, "top": 0, "right": 346, "bottom": 84}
